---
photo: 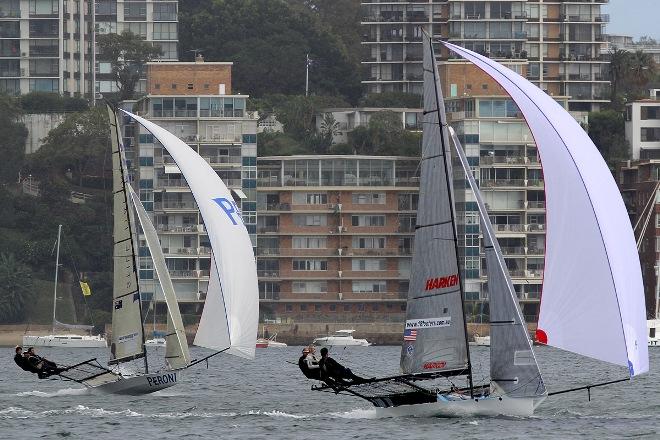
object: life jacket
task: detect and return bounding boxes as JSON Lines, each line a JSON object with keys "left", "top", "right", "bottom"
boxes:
{"left": 298, "top": 355, "right": 312, "bottom": 378}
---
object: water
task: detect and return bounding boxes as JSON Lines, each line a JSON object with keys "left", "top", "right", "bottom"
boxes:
{"left": 1, "top": 345, "right": 658, "bottom": 439}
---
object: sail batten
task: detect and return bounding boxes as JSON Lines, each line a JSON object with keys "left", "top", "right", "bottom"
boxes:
{"left": 399, "top": 34, "right": 471, "bottom": 376}
{"left": 108, "top": 106, "right": 146, "bottom": 365}
{"left": 441, "top": 41, "right": 649, "bottom": 376}
{"left": 121, "top": 110, "right": 258, "bottom": 360}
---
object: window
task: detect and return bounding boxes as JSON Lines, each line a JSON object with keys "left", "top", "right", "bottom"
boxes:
{"left": 352, "top": 280, "right": 387, "bottom": 293}
{"left": 292, "top": 281, "right": 328, "bottom": 293}
{"left": 258, "top": 281, "right": 280, "bottom": 300}
{"left": 351, "top": 215, "right": 385, "bottom": 227}
{"left": 641, "top": 127, "right": 660, "bottom": 142}
{"left": 352, "top": 193, "right": 385, "bottom": 204}
{"left": 293, "top": 192, "right": 327, "bottom": 205}
{"left": 153, "top": 22, "right": 177, "bottom": 40}
{"left": 352, "top": 259, "right": 386, "bottom": 271}
{"left": 187, "top": 83, "right": 193, "bottom": 90}
{"left": 30, "top": 0, "right": 58, "bottom": 15}
{"left": 29, "top": 79, "right": 58, "bottom": 93}
{"left": 124, "top": 2, "right": 146, "bottom": 20}
{"left": 398, "top": 193, "right": 418, "bottom": 210}
{"left": 153, "top": 42, "right": 177, "bottom": 60}
{"left": 153, "top": 2, "right": 177, "bottom": 21}
{"left": 125, "top": 22, "right": 147, "bottom": 39}
{"left": 641, "top": 106, "right": 660, "bottom": 120}
{"left": 353, "top": 236, "right": 386, "bottom": 249}
{"left": 292, "top": 259, "right": 327, "bottom": 271}
{"left": 292, "top": 236, "right": 326, "bottom": 249}
{"left": 293, "top": 214, "right": 327, "bottom": 227}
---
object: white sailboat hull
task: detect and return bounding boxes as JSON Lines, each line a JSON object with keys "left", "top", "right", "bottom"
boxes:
{"left": 23, "top": 334, "right": 107, "bottom": 348}
{"left": 374, "top": 394, "right": 545, "bottom": 418}
{"left": 92, "top": 371, "right": 179, "bottom": 395}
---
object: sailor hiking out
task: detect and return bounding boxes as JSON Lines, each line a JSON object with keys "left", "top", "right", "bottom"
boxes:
{"left": 318, "top": 347, "right": 368, "bottom": 386}
{"left": 13, "top": 346, "right": 64, "bottom": 379}
{"left": 298, "top": 346, "right": 321, "bottom": 380}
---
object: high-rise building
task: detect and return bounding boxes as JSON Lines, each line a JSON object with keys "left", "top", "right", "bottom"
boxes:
{"left": 0, "top": 0, "right": 95, "bottom": 97}
{"left": 361, "top": 0, "right": 609, "bottom": 112}
{"left": 94, "top": 0, "right": 179, "bottom": 97}
{"left": 256, "top": 155, "right": 419, "bottom": 323}
{"left": 128, "top": 59, "right": 257, "bottom": 311}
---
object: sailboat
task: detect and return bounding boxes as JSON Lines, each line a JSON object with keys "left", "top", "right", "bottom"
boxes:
{"left": 43, "top": 106, "right": 258, "bottom": 395}
{"left": 311, "top": 34, "right": 648, "bottom": 417}
{"left": 22, "top": 224, "right": 107, "bottom": 349}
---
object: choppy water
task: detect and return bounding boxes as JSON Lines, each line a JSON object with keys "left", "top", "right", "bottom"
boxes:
{"left": 0, "top": 345, "right": 658, "bottom": 439}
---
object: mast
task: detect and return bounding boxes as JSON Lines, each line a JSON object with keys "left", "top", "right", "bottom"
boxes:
{"left": 52, "top": 224, "right": 62, "bottom": 334}
{"left": 427, "top": 34, "right": 474, "bottom": 395}
{"left": 108, "top": 104, "right": 148, "bottom": 373}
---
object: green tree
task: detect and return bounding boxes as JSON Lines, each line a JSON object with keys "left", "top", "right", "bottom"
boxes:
{"left": 588, "top": 110, "right": 629, "bottom": 170}
{"left": 257, "top": 132, "right": 307, "bottom": 156}
{"left": 359, "top": 92, "right": 423, "bottom": 108}
{"left": 178, "top": 0, "right": 361, "bottom": 102}
{"left": 29, "top": 107, "right": 110, "bottom": 187}
{"left": 96, "top": 31, "right": 162, "bottom": 101}
{"left": 19, "top": 92, "right": 88, "bottom": 113}
{"left": 0, "top": 253, "right": 33, "bottom": 323}
{"left": 607, "top": 48, "right": 630, "bottom": 110}
{"left": 0, "top": 94, "right": 27, "bottom": 184}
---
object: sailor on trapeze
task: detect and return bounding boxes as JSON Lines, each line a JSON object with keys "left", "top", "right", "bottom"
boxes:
{"left": 298, "top": 346, "right": 321, "bottom": 380}
{"left": 318, "top": 347, "right": 369, "bottom": 385}
{"left": 13, "top": 346, "right": 64, "bottom": 379}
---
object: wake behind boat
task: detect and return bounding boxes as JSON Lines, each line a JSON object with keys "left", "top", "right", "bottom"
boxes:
{"left": 308, "top": 33, "right": 648, "bottom": 418}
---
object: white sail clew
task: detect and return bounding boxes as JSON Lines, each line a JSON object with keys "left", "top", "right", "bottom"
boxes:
{"left": 441, "top": 42, "right": 648, "bottom": 376}
{"left": 121, "top": 110, "right": 258, "bottom": 360}
{"left": 127, "top": 185, "right": 191, "bottom": 369}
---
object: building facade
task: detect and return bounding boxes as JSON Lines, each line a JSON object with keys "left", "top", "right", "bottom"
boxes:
{"left": 625, "top": 97, "right": 660, "bottom": 160}
{"left": 95, "top": 0, "right": 179, "bottom": 96}
{"left": 617, "top": 159, "right": 660, "bottom": 318}
{"left": 127, "top": 60, "right": 257, "bottom": 309}
{"left": 0, "top": 0, "right": 95, "bottom": 97}
{"left": 361, "top": 0, "right": 609, "bottom": 112}
{"left": 256, "top": 155, "right": 419, "bottom": 324}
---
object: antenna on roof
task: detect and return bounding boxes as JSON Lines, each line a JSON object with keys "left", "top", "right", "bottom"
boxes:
{"left": 189, "top": 49, "right": 204, "bottom": 61}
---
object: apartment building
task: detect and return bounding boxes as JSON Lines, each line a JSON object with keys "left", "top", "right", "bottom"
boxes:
{"left": 128, "top": 59, "right": 257, "bottom": 309}
{"left": 617, "top": 159, "right": 660, "bottom": 318}
{"left": 256, "top": 155, "right": 419, "bottom": 324}
{"left": 625, "top": 96, "right": 660, "bottom": 160}
{"left": 95, "top": 0, "right": 179, "bottom": 96}
{"left": 0, "top": 0, "right": 94, "bottom": 97}
{"left": 361, "top": 0, "right": 609, "bottom": 112}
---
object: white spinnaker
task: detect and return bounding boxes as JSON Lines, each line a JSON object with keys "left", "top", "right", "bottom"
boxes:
{"left": 194, "top": 252, "right": 230, "bottom": 351}
{"left": 128, "top": 185, "right": 191, "bottom": 369}
{"left": 442, "top": 42, "right": 648, "bottom": 376}
{"left": 122, "top": 110, "right": 258, "bottom": 360}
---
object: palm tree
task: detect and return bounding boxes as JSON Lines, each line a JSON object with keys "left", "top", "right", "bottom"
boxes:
{"left": 607, "top": 48, "right": 631, "bottom": 109}
{"left": 0, "top": 253, "right": 33, "bottom": 323}
{"left": 629, "top": 50, "right": 656, "bottom": 97}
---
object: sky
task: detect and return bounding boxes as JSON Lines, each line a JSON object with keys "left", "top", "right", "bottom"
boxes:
{"left": 603, "top": 0, "right": 660, "bottom": 40}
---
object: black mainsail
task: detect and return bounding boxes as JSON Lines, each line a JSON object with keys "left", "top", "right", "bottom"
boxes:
{"left": 398, "top": 33, "right": 472, "bottom": 387}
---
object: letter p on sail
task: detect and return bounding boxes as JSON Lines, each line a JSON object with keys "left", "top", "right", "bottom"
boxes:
{"left": 213, "top": 197, "right": 242, "bottom": 225}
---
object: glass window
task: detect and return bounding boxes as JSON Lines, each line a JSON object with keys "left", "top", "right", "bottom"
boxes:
{"left": 352, "top": 236, "right": 386, "bottom": 249}
{"left": 153, "top": 22, "right": 177, "bottom": 40}
{"left": 352, "top": 259, "right": 386, "bottom": 271}
{"left": 124, "top": 2, "right": 146, "bottom": 20}
{"left": 153, "top": 2, "right": 177, "bottom": 21}
{"left": 292, "top": 259, "right": 327, "bottom": 271}
{"left": 351, "top": 215, "right": 385, "bottom": 227}
{"left": 352, "top": 280, "right": 387, "bottom": 293}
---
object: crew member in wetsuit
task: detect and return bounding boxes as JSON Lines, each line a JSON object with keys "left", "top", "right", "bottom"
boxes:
{"left": 25, "top": 347, "right": 62, "bottom": 378}
{"left": 298, "top": 346, "right": 321, "bottom": 380}
{"left": 13, "top": 346, "right": 31, "bottom": 372}
{"left": 318, "top": 347, "right": 367, "bottom": 385}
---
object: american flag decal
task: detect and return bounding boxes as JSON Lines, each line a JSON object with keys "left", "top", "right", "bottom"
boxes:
{"left": 403, "top": 329, "right": 417, "bottom": 341}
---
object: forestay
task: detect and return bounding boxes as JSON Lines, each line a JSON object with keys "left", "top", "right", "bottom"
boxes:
{"left": 399, "top": 35, "right": 470, "bottom": 375}
{"left": 442, "top": 42, "right": 648, "bottom": 376}
{"left": 450, "top": 127, "right": 546, "bottom": 398}
{"left": 108, "top": 107, "right": 145, "bottom": 364}
{"left": 128, "top": 185, "right": 191, "bottom": 370}
{"left": 122, "top": 110, "right": 258, "bottom": 360}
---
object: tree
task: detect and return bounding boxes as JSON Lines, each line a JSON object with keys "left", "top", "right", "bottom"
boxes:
{"left": 19, "top": 92, "right": 88, "bottom": 114}
{"left": 588, "top": 110, "right": 629, "bottom": 170}
{"left": 359, "top": 92, "right": 423, "bottom": 108}
{"left": 178, "top": 0, "right": 362, "bottom": 102}
{"left": 0, "top": 94, "right": 27, "bottom": 184}
{"left": 607, "top": 48, "right": 631, "bottom": 110}
{"left": 29, "top": 107, "right": 110, "bottom": 187}
{"left": 96, "top": 31, "right": 162, "bottom": 101}
{"left": 0, "top": 253, "right": 33, "bottom": 323}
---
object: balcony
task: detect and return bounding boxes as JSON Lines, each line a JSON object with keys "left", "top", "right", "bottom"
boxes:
{"left": 481, "top": 179, "right": 525, "bottom": 188}
{"left": 203, "top": 156, "right": 242, "bottom": 166}
{"left": 527, "top": 224, "right": 546, "bottom": 232}
{"left": 500, "top": 246, "right": 525, "bottom": 255}
{"left": 527, "top": 179, "right": 544, "bottom": 188}
{"left": 480, "top": 156, "right": 525, "bottom": 165}
{"left": 159, "top": 179, "right": 188, "bottom": 189}
{"left": 258, "top": 225, "right": 280, "bottom": 233}
{"left": 154, "top": 201, "right": 198, "bottom": 211}
{"left": 169, "top": 270, "right": 209, "bottom": 279}
{"left": 257, "top": 270, "right": 280, "bottom": 278}
{"left": 257, "top": 203, "right": 291, "bottom": 211}
{"left": 527, "top": 248, "right": 545, "bottom": 256}
{"left": 156, "top": 224, "right": 198, "bottom": 233}
{"left": 492, "top": 224, "right": 525, "bottom": 233}
{"left": 527, "top": 201, "right": 545, "bottom": 209}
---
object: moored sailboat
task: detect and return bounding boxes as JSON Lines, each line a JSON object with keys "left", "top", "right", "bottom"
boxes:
{"left": 310, "top": 33, "right": 648, "bottom": 417}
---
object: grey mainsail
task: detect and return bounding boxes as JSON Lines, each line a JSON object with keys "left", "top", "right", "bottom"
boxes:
{"left": 108, "top": 106, "right": 147, "bottom": 366}
{"left": 399, "top": 34, "right": 471, "bottom": 376}
{"left": 449, "top": 127, "right": 546, "bottom": 398}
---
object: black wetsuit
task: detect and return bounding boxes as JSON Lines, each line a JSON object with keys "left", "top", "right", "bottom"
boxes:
{"left": 298, "top": 355, "right": 321, "bottom": 380}
{"left": 319, "top": 356, "right": 365, "bottom": 385}
{"left": 27, "top": 355, "right": 61, "bottom": 378}
{"left": 14, "top": 353, "right": 31, "bottom": 372}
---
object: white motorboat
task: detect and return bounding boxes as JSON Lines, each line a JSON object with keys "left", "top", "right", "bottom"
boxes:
{"left": 144, "top": 337, "right": 167, "bottom": 347}
{"left": 309, "top": 34, "right": 648, "bottom": 417}
{"left": 312, "top": 330, "right": 370, "bottom": 347}
{"left": 22, "top": 334, "right": 107, "bottom": 348}
{"left": 22, "top": 225, "right": 107, "bottom": 349}
{"left": 256, "top": 332, "right": 287, "bottom": 348}
{"left": 648, "top": 319, "right": 659, "bottom": 347}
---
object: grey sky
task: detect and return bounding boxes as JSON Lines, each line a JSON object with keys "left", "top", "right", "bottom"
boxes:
{"left": 603, "top": 0, "right": 660, "bottom": 40}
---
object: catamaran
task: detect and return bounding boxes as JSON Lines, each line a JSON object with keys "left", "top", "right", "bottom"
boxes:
{"left": 37, "top": 106, "right": 259, "bottom": 395}
{"left": 23, "top": 224, "right": 107, "bottom": 349}
{"left": 311, "top": 34, "right": 648, "bottom": 417}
